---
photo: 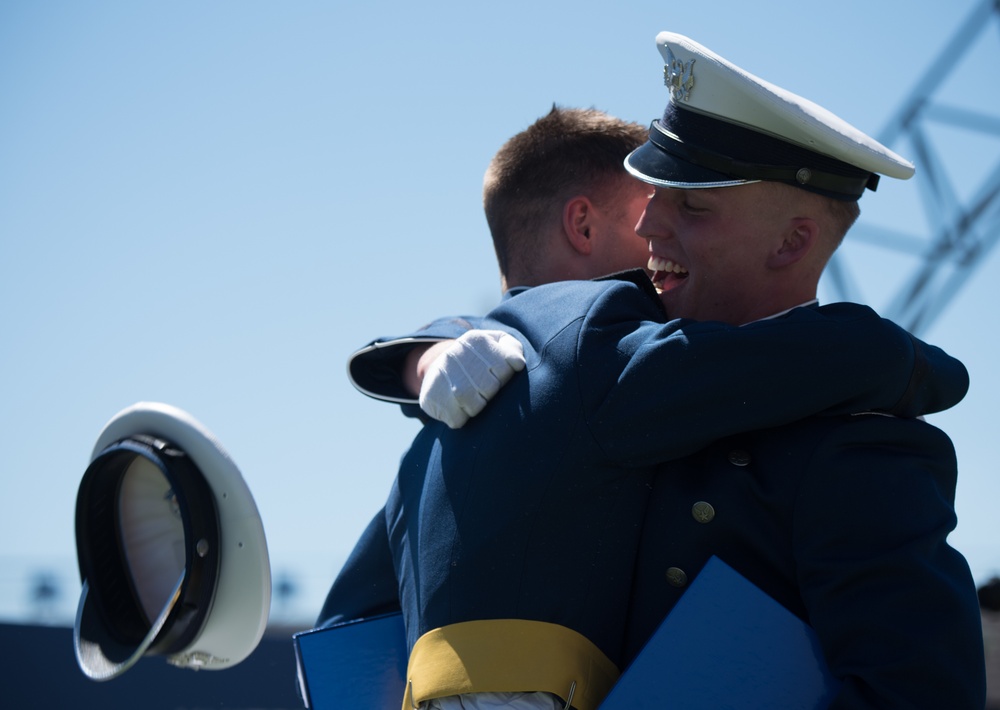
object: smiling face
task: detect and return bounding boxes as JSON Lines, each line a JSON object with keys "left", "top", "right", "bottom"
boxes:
{"left": 636, "top": 182, "right": 802, "bottom": 324}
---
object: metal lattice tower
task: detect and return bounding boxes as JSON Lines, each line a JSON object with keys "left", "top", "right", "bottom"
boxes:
{"left": 824, "top": 0, "right": 1000, "bottom": 335}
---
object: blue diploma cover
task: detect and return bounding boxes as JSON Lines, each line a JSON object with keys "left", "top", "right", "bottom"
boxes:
{"left": 294, "top": 556, "right": 839, "bottom": 709}
{"left": 600, "top": 556, "right": 839, "bottom": 708}
{"left": 294, "top": 612, "right": 407, "bottom": 709}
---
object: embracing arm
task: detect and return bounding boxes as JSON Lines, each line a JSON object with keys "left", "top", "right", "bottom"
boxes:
{"left": 584, "top": 300, "right": 969, "bottom": 465}
{"left": 410, "top": 301, "right": 969, "bottom": 459}
{"left": 411, "top": 297, "right": 968, "bottom": 445}
{"left": 347, "top": 316, "right": 482, "bottom": 405}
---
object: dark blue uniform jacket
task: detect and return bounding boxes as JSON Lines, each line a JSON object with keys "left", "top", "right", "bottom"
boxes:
{"left": 319, "top": 271, "right": 985, "bottom": 709}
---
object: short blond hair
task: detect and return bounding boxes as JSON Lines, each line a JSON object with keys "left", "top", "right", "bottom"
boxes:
{"left": 484, "top": 106, "right": 648, "bottom": 280}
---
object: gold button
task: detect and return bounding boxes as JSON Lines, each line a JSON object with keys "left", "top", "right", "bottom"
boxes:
{"left": 728, "top": 449, "right": 751, "bottom": 467}
{"left": 692, "top": 501, "right": 715, "bottom": 523}
{"left": 666, "top": 567, "right": 688, "bottom": 587}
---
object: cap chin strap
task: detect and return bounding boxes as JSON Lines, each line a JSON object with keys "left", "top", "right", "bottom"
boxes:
{"left": 648, "top": 120, "right": 878, "bottom": 199}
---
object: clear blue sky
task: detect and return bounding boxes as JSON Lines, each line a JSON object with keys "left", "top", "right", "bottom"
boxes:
{"left": 2, "top": 0, "right": 998, "bottom": 627}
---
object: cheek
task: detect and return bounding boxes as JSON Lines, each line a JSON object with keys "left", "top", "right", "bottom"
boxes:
{"left": 616, "top": 236, "right": 650, "bottom": 269}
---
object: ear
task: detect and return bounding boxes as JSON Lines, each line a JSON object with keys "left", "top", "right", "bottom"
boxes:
{"left": 767, "top": 217, "right": 818, "bottom": 269}
{"left": 562, "top": 196, "right": 595, "bottom": 256}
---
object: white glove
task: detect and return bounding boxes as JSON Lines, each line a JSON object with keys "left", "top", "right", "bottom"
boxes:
{"left": 419, "top": 330, "right": 526, "bottom": 428}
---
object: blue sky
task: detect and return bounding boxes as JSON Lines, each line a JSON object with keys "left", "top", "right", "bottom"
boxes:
{"left": 2, "top": 0, "right": 998, "bottom": 627}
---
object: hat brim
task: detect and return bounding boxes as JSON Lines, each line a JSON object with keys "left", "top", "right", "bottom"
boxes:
{"left": 75, "top": 572, "right": 185, "bottom": 680}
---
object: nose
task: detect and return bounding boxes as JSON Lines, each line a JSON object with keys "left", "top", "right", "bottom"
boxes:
{"left": 636, "top": 190, "right": 670, "bottom": 243}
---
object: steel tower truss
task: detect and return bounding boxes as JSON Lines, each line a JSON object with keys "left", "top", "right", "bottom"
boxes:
{"left": 824, "top": 0, "right": 1000, "bottom": 335}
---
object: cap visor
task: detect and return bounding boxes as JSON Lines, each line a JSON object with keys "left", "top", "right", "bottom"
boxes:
{"left": 74, "top": 575, "right": 183, "bottom": 681}
{"left": 625, "top": 140, "right": 750, "bottom": 189}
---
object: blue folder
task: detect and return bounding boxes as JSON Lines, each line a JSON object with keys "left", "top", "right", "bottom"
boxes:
{"left": 294, "top": 556, "right": 839, "bottom": 709}
{"left": 599, "top": 556, "right": 840, "bottom": 709}
{"left": 294, "top": 612, "right": 407, "bottom": 709}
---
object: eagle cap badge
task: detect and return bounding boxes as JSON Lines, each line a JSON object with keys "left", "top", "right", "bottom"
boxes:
{"left": 663, "top": 45, "right": 695, "bottom": 102}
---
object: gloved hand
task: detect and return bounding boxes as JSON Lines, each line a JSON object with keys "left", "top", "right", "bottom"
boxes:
{"left": 419, "top": 330, "right": 526, "bottom": 428}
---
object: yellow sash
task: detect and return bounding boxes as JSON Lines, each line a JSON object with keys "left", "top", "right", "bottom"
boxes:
{"left": 402, "top": 619, "right": 620, "bottom": 710}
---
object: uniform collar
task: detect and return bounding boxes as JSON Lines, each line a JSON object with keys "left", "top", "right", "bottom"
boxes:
{"left": 745, "top": 299, "right": 820, "bottom": 325}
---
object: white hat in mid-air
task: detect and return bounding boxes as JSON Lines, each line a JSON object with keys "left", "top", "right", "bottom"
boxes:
{"left": 74, "top": 402, "right": 270, "bottom": 680}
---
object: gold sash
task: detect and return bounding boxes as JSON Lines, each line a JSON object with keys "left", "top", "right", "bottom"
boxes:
{"left": 402, "top": 619, "right": 620, "bottom": 710}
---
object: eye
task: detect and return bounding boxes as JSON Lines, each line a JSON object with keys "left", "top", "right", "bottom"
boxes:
{"left": 681, "top": 200, "right": 708, "bottom": 214}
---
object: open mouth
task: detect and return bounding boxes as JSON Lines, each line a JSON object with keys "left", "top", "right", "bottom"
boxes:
{"left": 648, "top": 255, "right": 688, "bottom": 293}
